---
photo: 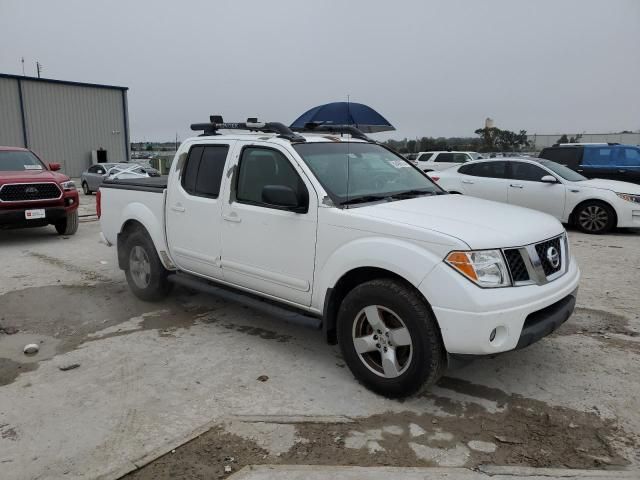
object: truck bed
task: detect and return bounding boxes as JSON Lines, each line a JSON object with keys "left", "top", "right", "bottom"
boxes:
{"left": 101, "top": 176, "right": 168, "bottom": 193}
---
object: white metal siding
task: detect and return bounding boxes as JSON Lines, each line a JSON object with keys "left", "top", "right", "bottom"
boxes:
{"left": 0, "top": 77, "right": 26, "bottom": 147}
{"left": 21, "top": 81, "right": 127, "bottom": 176}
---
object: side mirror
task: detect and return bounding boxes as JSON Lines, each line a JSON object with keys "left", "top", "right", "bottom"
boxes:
{"left": 541, "top": 175, "right": 558, "bottom": 183}
{"left": 49, "top": 163, "right": 61, "bottom": 171}
{"left": 262, "top": 185, "right": 307, "bottom": 212}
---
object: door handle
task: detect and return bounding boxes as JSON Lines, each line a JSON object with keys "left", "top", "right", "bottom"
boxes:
{"left": 509, "top": 184, "right": 524, "bottom": 189}
{"left": 222, "top": 213, "right": 242, "bottom": 223}
{"left": 171, "top": 205, "right": 186, "bottom": 213}
{"left": 461, "top": 180, "right": 474, "bottom": 184}
{"left": 576, "top": 169, "right": 584, "bottom": 173}
{"left": 618, "top": 169, "right": 627, "bottom": 173}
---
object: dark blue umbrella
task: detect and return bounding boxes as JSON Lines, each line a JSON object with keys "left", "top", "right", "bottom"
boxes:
{"left": 291, "top": 102, "right": 395, "bottom": 133}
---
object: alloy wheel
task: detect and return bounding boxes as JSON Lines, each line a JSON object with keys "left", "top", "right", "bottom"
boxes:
{"left": 129, "top": 246, "right": 151, "bottom": 289}
{"left": 578, "top": 205, "right": 608, "bottom": 232}
{"left": 352, "top": 305, "right": 413, "bottom": 378}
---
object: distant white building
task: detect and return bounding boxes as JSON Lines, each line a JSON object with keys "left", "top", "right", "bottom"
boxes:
{"left": 528, "top": 132, "right": 640, "bottom": 150}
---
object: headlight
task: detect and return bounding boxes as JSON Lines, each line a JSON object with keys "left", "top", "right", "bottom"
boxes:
{"left": 616, "top": 192, "right": 640, "bottom": 204}
{"left": 61, "top": 180, "right": 76, "bottom": 191}
{"left": 445, "top": 250, "right": 511, "bottom": 288}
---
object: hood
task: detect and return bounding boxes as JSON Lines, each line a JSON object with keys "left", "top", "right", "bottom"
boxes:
{"left": 0, "top": 169, "right": 69, "bottom": 186}
{"left": 578, "top": 179, "right": 640, "bottom": 195}
{"left": 348, "top": 194, "right": 564, "bottom": 250}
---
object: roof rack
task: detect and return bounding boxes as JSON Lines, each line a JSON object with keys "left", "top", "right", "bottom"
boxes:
{"left": 292, "top": 122, "right": 372, "bottom": 141}
{"left": 190, "top": 116, "right": 306, "bottom": 142}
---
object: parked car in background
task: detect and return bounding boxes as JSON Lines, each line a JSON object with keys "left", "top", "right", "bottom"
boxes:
{"left": 429, "top": 157, "right": 640, "bottom": 234}
{"left": 415, "top": 151, "right": 474, "bottom": 172}
{"left": 539, "top": 143, "right": 640, "bottom": 185}
{"left": 81, "top": 163, "right": 160, "bottom": 194}
{"left": 463, "top": 151, "right": 484, "bottom": 160}
{"left": 99, "top": 118, "right": 579, "bottom": 397}
{"left": 0, "top": 146, "right": 79, "bottom": 235}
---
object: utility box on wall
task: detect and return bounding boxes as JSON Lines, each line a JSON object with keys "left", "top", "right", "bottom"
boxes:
{"left": 91, "top": 149, "right": 108, "bottom": 164}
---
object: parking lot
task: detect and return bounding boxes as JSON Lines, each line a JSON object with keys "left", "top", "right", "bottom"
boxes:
{"left": 0, "top": 194, "right": 638, "bottom": 479}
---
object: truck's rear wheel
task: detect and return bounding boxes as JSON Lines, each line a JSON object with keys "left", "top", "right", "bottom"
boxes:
{"left": 337, "top": 279, "right": 445, "bottom": 398}
{"left": 123, "top": 230, "right": 172, "bottom": 301}
{"left": 54, "top": 210, "right": 79, "bottom": 235}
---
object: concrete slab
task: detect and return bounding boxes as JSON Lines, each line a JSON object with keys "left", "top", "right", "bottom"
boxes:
{"left": 227, "top": 465, "right": 638, "bottom": 480}
{"left": 1, "top": 221, "right": 640, "bottom": 479}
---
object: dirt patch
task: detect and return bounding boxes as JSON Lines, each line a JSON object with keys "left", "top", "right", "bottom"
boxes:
{"left": 124, "top": 378, "right": 635, "bottom": 480}
{"left": 221, "top": 323, "right": 291, "bottom": 343}
{"left": 26, "top": 251, "right": 111, "bottom": 283}
{"left": 0, "top": 284, "right": 216, "bottom": 385}
{"left": 0, "top": 358, "right": 37, "bottom": 386}
{"left": 556, "top": 307, "right": 640, "bottom": 355}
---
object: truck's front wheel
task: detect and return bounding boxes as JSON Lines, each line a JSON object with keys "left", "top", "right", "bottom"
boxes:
{"left": 54, "top": 210, "right": 79, "bottom": 235}
{"left": 337, "top": 279, "right": 445, "bottom": 398}
{"left": 123, "top": 230, "right": 172, "bottom": 301}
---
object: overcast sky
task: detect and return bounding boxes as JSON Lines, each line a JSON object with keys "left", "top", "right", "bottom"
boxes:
{"left": 1, "top": 0, "right": 639, "bottom": 142}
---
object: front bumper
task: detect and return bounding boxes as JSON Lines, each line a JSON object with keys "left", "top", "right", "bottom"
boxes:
{"left": 420, "top": 256, "right": 581, "bottom": 355}
{"left": 0, "top": 198, "right": 78, "bottom": 228}
{"left": 615, "top": 201, "right": 640, "bottom": 228}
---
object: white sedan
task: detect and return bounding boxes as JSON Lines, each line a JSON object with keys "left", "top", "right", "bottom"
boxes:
{"left": 429, "top": 157, "right": 640, "bottom": 234}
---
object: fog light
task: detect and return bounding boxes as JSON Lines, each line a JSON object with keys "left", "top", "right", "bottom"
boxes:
{"left": 66, "top": 198, "right": 74, "bottom": 206}
{"left": 489, "top": 328, "right": 497, "bottom": 342}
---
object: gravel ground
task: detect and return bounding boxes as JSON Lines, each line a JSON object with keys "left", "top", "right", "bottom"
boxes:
{"left": 0, "top": 207, "right": 639, "bottom": 479}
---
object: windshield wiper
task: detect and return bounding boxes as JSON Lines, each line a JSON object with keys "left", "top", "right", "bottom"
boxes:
{"left": 390, "top": 189, "right": 440, "bottom": 199}
{"left": 340, "top": 194, "right": 392, "bottom": 206}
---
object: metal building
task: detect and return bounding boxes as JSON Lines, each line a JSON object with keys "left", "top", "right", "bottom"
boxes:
{"left": 0, "top": 73, "right": 129, "bottom": 176}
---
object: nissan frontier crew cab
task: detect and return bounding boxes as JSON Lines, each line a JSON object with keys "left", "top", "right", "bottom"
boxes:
{"left": 98, "top": 118, "right": 580, "bottom": 398}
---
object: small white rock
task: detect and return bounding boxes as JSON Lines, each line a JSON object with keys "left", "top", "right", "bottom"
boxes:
{"left": 409, "top": 423, "right": 426, "bottom": 438}
{"left": 23, "top": 343, "right": 39, "bottom": 355}
{"left": 99, "top": 260, "right": 108, "bottom": 265}
{"left": 467, "top": 440, "right": 497, "bottom": 453}
{"left": 224, "top": 465, "right": 232, "bottom": 473}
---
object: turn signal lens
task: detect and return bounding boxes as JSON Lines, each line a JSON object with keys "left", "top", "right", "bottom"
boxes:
{"left": 445, "top": 250, "right": 511, "bottom": 288}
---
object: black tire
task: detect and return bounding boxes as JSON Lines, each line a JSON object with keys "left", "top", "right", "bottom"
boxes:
{"left": 54, "top": 210, "right": 79, "bottom": 235}
{"left": 82, "top": 182, "right": 92, "bottom": 195}
{"left": 573, "top": 200, "right": 616, "bottom": 234}
{"left": 123, "top": 229, "right": 172, "bottom": 301}
{"left": 337, "top": 279, "right": 445, "bottom": 398}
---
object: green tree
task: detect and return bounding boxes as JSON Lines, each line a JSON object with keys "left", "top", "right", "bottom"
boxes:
{"left": 557, "top": 134, "right": 569, "bottom": 144}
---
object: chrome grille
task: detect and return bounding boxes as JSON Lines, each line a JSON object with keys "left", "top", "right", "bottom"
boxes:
{"left": 0, "top": 182, "right": 62, "bottom": 202}
{"left": 502, "top": 234, "right": 567, "bottom": 286}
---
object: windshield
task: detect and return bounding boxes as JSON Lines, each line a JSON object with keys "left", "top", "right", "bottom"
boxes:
{"left": 0, "top": 150, "right": 45, "bottom": 172}
{"left": 293, "top": 142, "right": 442, "bottom": 206}
{"left": 539, "top": 159, "right": 587, "bottom": 181}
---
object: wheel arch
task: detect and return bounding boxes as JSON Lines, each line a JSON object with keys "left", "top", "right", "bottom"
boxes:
{"left": 569, "top": 198, "right": 618, "bottom": 229}
{"left": 322, "top": 266, "right": 444, "bottom": 346}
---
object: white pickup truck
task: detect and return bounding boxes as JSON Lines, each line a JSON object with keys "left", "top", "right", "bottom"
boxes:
{"left": 99, "top": 119, "right": 580, "bottom": 398}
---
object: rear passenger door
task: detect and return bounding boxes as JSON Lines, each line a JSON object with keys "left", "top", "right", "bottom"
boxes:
{"left": 166, "top": 142, "right": 234, "bottom": 279}
{"left": 457, "top": 161, "right": 510, "bottom": 203}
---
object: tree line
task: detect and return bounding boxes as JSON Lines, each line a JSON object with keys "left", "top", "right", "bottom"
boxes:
{"left": 383, "top": 127, "right": 531, "bottom": 153}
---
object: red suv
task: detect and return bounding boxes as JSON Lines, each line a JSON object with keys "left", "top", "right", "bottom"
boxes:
{"left": 0, "top": 146, "right": 80, "bottom": 235}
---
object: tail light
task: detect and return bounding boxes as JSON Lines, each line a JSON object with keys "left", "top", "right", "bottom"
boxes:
{"left": 96, "top": 189, "right": 102, "bottom": 218}
{"left": 431, "top": 176, "right": 440, "bottom": 182}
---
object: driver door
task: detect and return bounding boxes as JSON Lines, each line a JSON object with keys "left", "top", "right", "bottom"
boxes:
{"left": 220, "top": 143, "right": 318, "bottom": 306}
{"left": 506, "top": 161, "right": 566, "bottom": 219}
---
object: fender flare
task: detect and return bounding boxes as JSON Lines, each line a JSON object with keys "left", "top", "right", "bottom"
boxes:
{"left": 315, "top": 237, "right": 443, "bottom": 299}
{"left": 117, "top": 203, "right": 173, "bottom": 270}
